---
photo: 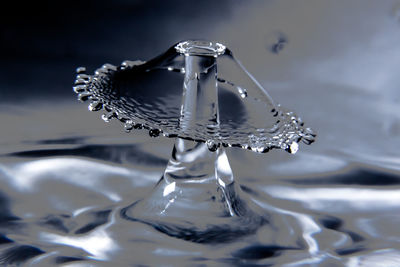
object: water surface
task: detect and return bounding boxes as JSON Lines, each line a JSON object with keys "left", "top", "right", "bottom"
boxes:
{"left": 0, "top": 93, "right": 399, "bottom": 266}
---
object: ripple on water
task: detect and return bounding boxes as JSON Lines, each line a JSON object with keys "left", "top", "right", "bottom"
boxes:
{"left": 0, "top": 140, "right": 399, "bottom": 265}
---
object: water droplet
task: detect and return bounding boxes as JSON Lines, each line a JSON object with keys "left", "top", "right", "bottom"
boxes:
{"left": 102, "top": 63, "right": 117, "bottom": 71}
{"left": 248, "top": 134, "right": 265, "bottom": 152}
{"left": 88, "top": 101, "right": 103, "bottom": 112}
{"left": 288, "top": 141, "right": 299, "bottom": 154}
{"left": 74, "top": 78, "right": 87, "bottom": 85}
{"left": 77, "top": 74, "right": 89, "bottom": 80}
{"left": 206, "top": 140, "right": 219, "bottom": 152}
{"left": 102, "top": 112, "right": 116, "bottom": 122}
{"left": 252, "top": 146, "right": 267, "bottom": 153}
{"left": 124, "top": 120, "right": 134, "bottom": 132}
{"left": 121, "top": 60, "right": 131, "bottom": 67}
{"left": 301, "top": 127, "right": 316, "bottom": 145}
{"left": 95, "top": 68, "right": 108, "bottom": 75}
{"left": 73, "top": 41, "right": 316, "bottom": 155}
{"left": 149, "top": 129, "right": 161, "bottom": 137}
{"left": 101, "top": 114, "right": 109, "bottom": 122}
{"left": 76, "top": 67, "right": 86, "bottom": 74}
{"left": 237, "top": 87, "right": 248, "bottom": 98}
{"left": 305, "top": 127, "right": 316, "bottom": 137}
{"left": 280, "top": 143, "right": 289, "bottom": 150}
{"left": 78, "top": 92, "right": 92, "bottom": 102}
{"left": 73, "top": 84, "right": 86, "bottom": 93}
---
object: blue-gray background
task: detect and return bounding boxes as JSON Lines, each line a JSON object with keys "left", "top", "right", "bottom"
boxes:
{"left": 1, "top": 0, "right": 399, "bottom": 167}
{"left": 1, "top": 1, "right": 400, "bottom": 265}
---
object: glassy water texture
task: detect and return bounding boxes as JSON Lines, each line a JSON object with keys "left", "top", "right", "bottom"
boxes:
{"left": 0, "top": 125, "right": 399, "bottom": 266}
{"left": 1, "top": 88, "right": 400, "bottom": 266}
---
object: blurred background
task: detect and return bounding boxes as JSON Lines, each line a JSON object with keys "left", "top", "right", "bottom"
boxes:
{"left": 1, "top": 0, "right": 399, "bottom": 163}
{"left": 1, "top": 0, "right": 400, "bottom": 265}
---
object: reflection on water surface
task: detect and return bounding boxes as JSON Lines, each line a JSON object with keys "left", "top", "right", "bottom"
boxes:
{"left": 0, "top": 100, "right": 399, "bottom": 266}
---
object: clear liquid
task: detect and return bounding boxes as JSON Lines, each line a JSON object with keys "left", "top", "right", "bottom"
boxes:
{"left": 73, "top": 41, "right": 315, "bottom": 154}
{"left": 0, "top": 123, "right": 399, "bottom": 266}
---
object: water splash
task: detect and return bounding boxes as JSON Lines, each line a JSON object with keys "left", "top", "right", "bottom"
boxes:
{"left": 69, "top": 41, "right": 316, "bottom": 244}
{"left": 72, "top": 40, "right": 315, "bottom": 153}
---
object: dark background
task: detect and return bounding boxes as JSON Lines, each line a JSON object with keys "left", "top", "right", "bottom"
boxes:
{"left": 0, "top": 0, "right": 240, "bottom": 102}
{"left": 1, "top": 0, "right": 399, "bottom": 163}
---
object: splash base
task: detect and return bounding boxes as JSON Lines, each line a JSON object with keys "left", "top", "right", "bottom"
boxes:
{"left": 121, "top": 139, "right": 267, "bottom": 243}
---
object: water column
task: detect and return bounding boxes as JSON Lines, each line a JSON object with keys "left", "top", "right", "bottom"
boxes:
{"left": 114, "top": 41, "right": 266, "bottom": 242}
{"left": 180, "top": 49, "right": 219, "bottom": 129}
{"left": 164, "top": 47, "right": 224, "bottom": 180}
{"left": 160, "top": 50, "right": 238, "bottom": 218}
{"left": 122, "top": 43, "right": 266, "bottom": 242}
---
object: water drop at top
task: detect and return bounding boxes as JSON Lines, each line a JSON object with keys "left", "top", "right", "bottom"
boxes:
{"left": 175, "top": 40, "right": 226, "bottom": 57}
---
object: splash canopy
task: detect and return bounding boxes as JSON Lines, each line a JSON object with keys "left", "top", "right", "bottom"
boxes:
{"left": 73, "top": 40, "right": 315, "bottom": 153}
